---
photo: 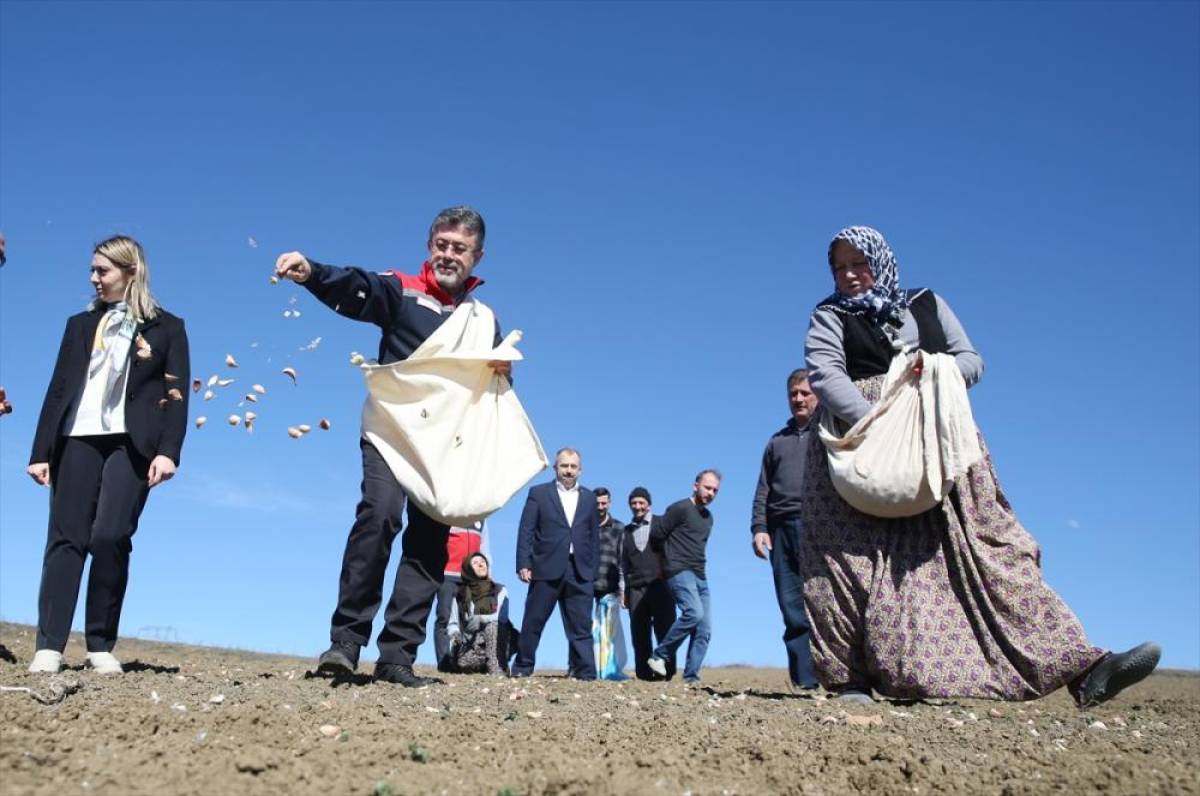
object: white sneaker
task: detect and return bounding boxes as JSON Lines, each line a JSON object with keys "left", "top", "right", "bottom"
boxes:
{"left": 86, "top": 651, "right": 123, "bottom": 674}
{"left": 28, "top": 649, "right": 63, "bottom": 673}
{"left": 646, "top": 656, "right": 667, "bottom": 677}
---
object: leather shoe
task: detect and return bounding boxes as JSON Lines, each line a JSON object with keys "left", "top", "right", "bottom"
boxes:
{"left": 375, "top": 663, "right": 438, "bottom": 688}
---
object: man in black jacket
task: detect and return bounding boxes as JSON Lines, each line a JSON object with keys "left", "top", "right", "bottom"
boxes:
{"left": 751, "top": 368, "right": 819, "bottom": 690}
{"left": 274, "top": 207, "right": 510, "bottom": 688}
{"left": 620, "top": 487, "right": 676, "bottom": 680}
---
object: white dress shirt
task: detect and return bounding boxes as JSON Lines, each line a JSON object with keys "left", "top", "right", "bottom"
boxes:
{"left": 556, "top": 480, "right": 580, "bottom": 525}
{"left": 557, "top": 480, "right": 579, "bottom": 554}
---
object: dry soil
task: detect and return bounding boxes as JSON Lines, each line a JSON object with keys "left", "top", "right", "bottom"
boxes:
{"left": 1, "top": 622, "right": 1196, "bottom": 795}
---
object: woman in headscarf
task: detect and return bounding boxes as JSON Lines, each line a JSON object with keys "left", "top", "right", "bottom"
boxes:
{"left": 446, "top": 553, "right": 518, "bottom": 675}
{"left": 26, "top": 235, "right": 190, "bottom": 675}
{"left": 800, "top": 225, "right": 1159, "bottom": 705}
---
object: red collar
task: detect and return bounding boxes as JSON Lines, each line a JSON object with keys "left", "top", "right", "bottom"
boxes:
{"left": 394, "top": 261, "right": 484, "bottom": 306}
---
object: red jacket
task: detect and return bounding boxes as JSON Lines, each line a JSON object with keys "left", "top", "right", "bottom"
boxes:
{"left": 445, "top": 522, "right": 488, "bottom": 577}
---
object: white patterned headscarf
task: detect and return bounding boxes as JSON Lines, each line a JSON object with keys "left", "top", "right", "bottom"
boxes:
{"left": 823, "top": 225, "right": 910, "bottom": 327}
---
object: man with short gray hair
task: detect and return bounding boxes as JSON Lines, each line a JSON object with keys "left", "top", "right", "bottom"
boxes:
{"left": 647, "top": 469, "right": 721, "bottom": 683}
{"left": 275, "top": 206, "right": 509, "bottom": 688}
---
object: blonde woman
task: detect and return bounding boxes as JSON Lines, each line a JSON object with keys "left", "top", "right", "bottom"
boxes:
{"left": 27, "top": 235, "right": 190, "bottom": 674}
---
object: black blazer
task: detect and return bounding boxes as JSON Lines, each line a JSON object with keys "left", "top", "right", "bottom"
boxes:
{"left": 515, "top": 481, "right": 600, "bottom": 582}
{"left": 30, "top": 307, "right": 191, "bottom": 468}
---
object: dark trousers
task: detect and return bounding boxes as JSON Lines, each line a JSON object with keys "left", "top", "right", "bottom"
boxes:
{"left": 627, "top": 580, "right": 677, "bottom": 680}
{"left": 329, "top": 439, "right": 449, "bottom": 666}
{"left": 770, "top": 518, "right": 817, "bottom": 688}
{"left": 36, "top": 435, "right": 150, "bottom": 653}
{"left": 513, "top": 557, "right": 596, "bottom": 679}
{"left": 432, "top": 574, "right": 460, "bottom": 665}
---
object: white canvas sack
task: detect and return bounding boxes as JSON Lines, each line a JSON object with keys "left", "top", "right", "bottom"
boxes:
{"left": 818, "top": 349, "right": 983, "bottom": 518}
{"left": 360, "top": 298, "right": 549, "bottom": 526}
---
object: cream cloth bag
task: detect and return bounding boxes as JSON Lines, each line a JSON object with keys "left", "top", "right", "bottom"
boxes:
{"left": 360, "top": 298, "right": 549, "bottom": 526}
{"left": 818, "top": 349, "right": 983, "bottom": 518}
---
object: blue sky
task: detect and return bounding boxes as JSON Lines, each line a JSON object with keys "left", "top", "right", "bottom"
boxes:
{"left": 1, "top": 1, "right": 1197, "bottom": 671}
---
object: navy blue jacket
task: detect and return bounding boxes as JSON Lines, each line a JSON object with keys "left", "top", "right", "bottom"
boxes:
{"left": 31, "top": 308, "right": 190, "bottom": 468}
{"left": 516, "top": 481, "right": 600, "bottom": 581}
{"left": 303, "top": 260, "right": 500, "bottom": 364}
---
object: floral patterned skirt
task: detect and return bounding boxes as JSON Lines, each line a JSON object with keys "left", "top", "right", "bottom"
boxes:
{"left": 799, "top": 375, "right": 1104, "bottom": 701}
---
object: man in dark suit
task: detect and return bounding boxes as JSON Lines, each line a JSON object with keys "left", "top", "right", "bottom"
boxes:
{"left": 513, "top": 447, "right": 600, "bottom": 679}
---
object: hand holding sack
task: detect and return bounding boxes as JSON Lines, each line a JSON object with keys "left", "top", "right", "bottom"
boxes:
{"left": 361, "top": 299, "right": 549, "bottom": 526}
{"left": 818, "top": 349, "right": 983, "bottom": 518}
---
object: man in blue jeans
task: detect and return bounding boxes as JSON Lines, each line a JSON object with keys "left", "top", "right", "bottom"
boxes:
{"left": 646, "top": 470, "right": 721, "bottom": 683}
{"left": 751, "top": 368, "right": 818, "bottom": 690}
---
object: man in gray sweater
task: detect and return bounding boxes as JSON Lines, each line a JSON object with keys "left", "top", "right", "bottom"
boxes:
{"left": 751, "top": 368, "right": 819, "bottom": 690}
{"left": 647, "top": 470, "right": 720, "bottom": 683}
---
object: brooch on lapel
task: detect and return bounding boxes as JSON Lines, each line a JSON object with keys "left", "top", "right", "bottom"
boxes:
{"left": 135, "top": 333, "right": 153, "bottom": 360}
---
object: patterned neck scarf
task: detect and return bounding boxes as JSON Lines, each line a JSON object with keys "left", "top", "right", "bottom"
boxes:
{"left": 822, "top": 226, "right": 910, "bottom": 328}
{"left": 90, "top": 302, "right": 137, "bottom": 430}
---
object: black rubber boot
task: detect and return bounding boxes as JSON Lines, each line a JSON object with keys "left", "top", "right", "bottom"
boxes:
{"left": 1076, "top": 642, "right": 1162, "bottom": 708}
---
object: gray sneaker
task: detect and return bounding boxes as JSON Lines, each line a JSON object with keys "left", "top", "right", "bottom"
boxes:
{"left": 835, "top": 688, "right": 874, "bottom": 705}
{"left": 646, "top": 657, "right": 668, "bottom": 677}
{"left": 316, "top": 641, "right": 360, "bottom": 675}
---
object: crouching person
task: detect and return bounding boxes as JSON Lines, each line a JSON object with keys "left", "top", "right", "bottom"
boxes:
{"left": 447, "top": 554, "right": 518, "bottom": 675}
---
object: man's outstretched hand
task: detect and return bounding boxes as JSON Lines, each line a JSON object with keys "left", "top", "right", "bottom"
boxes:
{"left": 274, "top": 251, "right": 313, "bottom": 283}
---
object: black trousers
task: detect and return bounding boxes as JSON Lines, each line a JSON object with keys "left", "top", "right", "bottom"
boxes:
{"left": 432, "top": 574, "right": 460, "bottom": 665}
{"left": 513, "top": 556, "right": 596, "bottom": 679}
{"left": 628, "top": 579, "right": 677, "bottom": 680}
{"left": 37, "top": 435, "right": 150, "bottom": 653}
{"left": 329, "top": 439, "right": 449, "bottom": 666}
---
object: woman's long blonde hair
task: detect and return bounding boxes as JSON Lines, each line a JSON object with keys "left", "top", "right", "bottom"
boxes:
{"left": 93, "top": 235, "right": 160, "bottom": 321}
